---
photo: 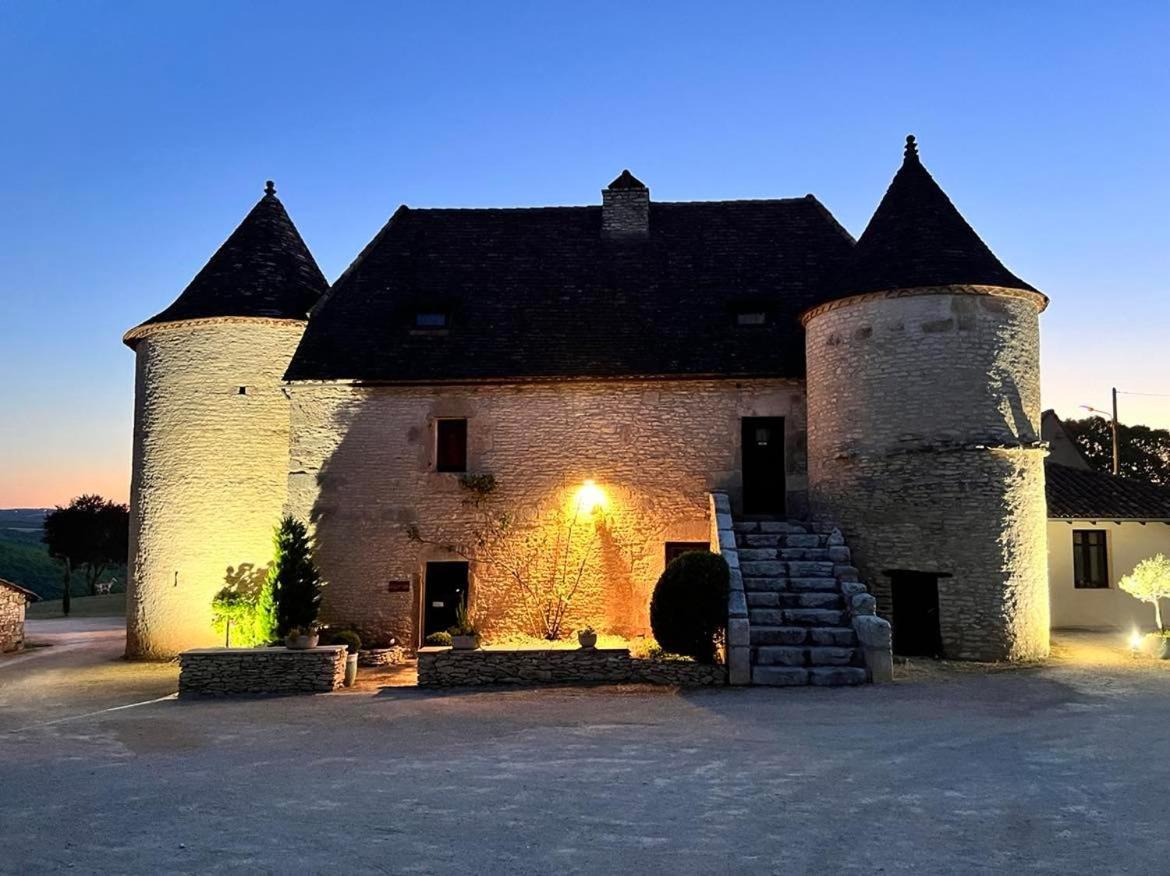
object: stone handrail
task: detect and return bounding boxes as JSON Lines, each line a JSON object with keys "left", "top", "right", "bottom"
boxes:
{"left": 709, "top": 492, "right": 750, "bottom": 685}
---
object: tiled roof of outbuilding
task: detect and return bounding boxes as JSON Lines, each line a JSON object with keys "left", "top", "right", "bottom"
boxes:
{"left": 0, "top": 578, "right": 39, "bottom": 601}
{"left": 285, "top": 196, "right": 856, "bottom": 382}
{"left": 127, "top": 183, "right": 327, "bottom": 342}
{"left": 1046, "top": 462, "right": 1170, "bottom": 520}
{"left": 834, "top": 136, "right": 1039, "bottom": 297}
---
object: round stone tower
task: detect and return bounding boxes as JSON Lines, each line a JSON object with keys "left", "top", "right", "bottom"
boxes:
{"left": 803, "top": 137, "right": 1050, "bottom": 662}
{"left": 123, "top": 182, "right": 327, "bottom": 658}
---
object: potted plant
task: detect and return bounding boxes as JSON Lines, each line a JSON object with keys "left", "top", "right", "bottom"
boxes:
{"left": 328, "top": 628, "right": 362, "bottom": 685}
{"left": 284, "top": 625, "right": 320, "bottom": 650}
{"left": 577, "top": 626, "right": 598, "bottom": 649}
{"left": 447, "top": 602, "right": 480, "bottom": 650}
{"left": 424, "top": 631, "right": 453, "bottom": 647}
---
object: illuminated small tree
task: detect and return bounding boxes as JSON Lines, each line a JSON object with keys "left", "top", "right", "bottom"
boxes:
{"left": 408, "top": 476, "right": 615, "bottom": 641}
{"left": 1118, "top": 554, "right": 1170, "bottom": 632}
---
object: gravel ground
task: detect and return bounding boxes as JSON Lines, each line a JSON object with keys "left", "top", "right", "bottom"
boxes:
{"left": 1, "top": 621, "right": 1167, "bottom": 874}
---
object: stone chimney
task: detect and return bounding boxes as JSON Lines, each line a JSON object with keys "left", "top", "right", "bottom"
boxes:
{"left": 602, "top": 169, "right": 649, "bottom": 239}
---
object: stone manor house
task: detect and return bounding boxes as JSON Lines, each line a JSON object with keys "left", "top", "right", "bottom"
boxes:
{"left": 124, "top": 137, "right": 1054, "bottom": 670}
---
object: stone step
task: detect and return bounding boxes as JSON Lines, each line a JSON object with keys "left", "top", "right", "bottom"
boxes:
{"left": 751, "top": 625, "right": 859, "bottom": 647}
{"left": 808, "top": 667, "right": 867, "bottom": 686}
{"left": 784, "top": 608, "right": 846, "bottom": 626}
{"left": 733, "top": 520, "right": 809, "bottom": 535}
{"left": 751, "top": 666, "right": 809, "bottom": 686}
{"left": 742, "top": 576, "right": 839, "bottom": 593}
{"left": 750, "top": 625, "right": 812, "bottom": 646}
{"left": 746, "top": 591, "right": 842, "bottom": 610}
{"left": 754, "top": 645, "right": 859, "bottom": 667}
{"left": 737, "top": 547, "right": 780, "bottom": 562}
{"left": 808, "top": 627, "right": 859, "bottom": 647}
{"left": 736, "top": 533, "right": 826, "bottom": 549}
{"left": 740, "top": 560, "right": 837, "bottom": 579}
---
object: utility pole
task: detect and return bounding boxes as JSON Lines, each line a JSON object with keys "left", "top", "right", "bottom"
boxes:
{"left": 1111, "top": 386, "right": 1120, "bottom": 476}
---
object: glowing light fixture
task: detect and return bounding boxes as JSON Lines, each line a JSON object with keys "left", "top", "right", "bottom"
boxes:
{"left": 575, "top": 479, "right": 607, "bottom": 515}
{"left": 1129, "top": 630, "right": 1143, "bottom": 656}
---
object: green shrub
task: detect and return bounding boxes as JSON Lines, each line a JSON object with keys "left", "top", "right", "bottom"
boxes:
{"left": 447, "top": 601, "right": 478, "bottom": 636}
{"left": 649, "top": 551, "right": 729, "bottom": 664}
{"left": 328, "top": 628, "right": 362, "bottom": 654}
{"left": 268, "top": 516, "right": 323, "bottom": 637}
{"left": 424, "top": 631, "right": 453, "bottom": 647}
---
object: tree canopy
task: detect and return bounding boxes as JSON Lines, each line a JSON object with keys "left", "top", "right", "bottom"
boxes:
{"left": 1062, "top": 416, "right": 1170, "bottom": 485}
{"left": 42, "top": 495, "right": 129, "bottom": 615}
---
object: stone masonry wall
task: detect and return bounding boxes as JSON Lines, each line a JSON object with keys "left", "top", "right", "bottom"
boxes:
{"left": 805, "top": 288, "right": 1050, "bottom": 661}
{"left": 127, "top": 319, "right": 306, "bottom": 658}
{"left": 286, "top": 379, "right": 806, "bottom": 649}
{"left": 418, "top": 647, "right": 726, "bottom": 687}
{"left": 1, "top": 588, "right": 28, "bottom": 653}
{"left": 179, "top": 646, "right": 346, "bottom": 695}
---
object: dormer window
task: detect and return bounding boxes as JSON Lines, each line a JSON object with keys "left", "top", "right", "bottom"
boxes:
{"left": 415, "top": 312, "right": 448, "bottom": 329}
{"left": 736, "top": 311, "right": 767, "bottom": 326}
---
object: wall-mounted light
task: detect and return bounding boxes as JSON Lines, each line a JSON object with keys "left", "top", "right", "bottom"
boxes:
{"left": 575, "top": 479, "right": 607, "bottom": 516}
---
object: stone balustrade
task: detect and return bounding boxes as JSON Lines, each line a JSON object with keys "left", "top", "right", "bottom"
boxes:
{"left": 418, "top": 646, "right": 726, "bottom": 688}
{"left": 179, "top": 646, "right": 346, "bottom": 696}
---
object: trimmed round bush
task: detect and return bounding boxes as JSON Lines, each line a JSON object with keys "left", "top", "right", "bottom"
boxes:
{"left": 424, "top": 631, "right": 453, "bottom": 647}
{"left": 329, "top": 629, "right": 362, "bottom": 654}
{"left": 650, "top": 551, "right": 729, "bottom": 664}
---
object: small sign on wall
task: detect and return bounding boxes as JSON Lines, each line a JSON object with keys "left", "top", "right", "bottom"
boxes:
{"left": 386, "top": 580, "right": 411, "bottom": 594}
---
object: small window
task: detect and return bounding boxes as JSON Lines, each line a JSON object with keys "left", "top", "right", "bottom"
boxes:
{"left": 415, "top": 312, "right": 448, "bottom": 328}
{"left": 1073, "top": 530, "right": 1108, "bottom": 588}
{"left": 736, "top": 311, "right": 767, "bottom": 326}
{"left": 435, "top": 419, "right": 468, "bottom": 473}
{"left": 665, "top": 542, "right": 710, "bottom": 567}
{"left": 238, "top": 386, "right": 247, "bottom": 395}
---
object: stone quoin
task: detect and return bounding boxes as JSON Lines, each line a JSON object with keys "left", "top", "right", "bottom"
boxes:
{"left": 124, "top": 138, "right": 1055, "bottom": 670}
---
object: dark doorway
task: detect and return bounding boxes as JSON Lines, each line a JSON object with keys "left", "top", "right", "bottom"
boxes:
{"left": 887, "top": 570, "right": 943, "bottom": 657}
{"left": 423, "top": 561, "right": 469, "bottom": 641}
{"left": 741, "top": 417, "right": 786, "bottom": 515}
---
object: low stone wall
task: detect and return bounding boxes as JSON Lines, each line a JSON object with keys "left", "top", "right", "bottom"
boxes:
{"left": 418, "top": 646, "right": 726, "bottom": 688}
{"left": 359, "top": 646, "right": 407, "bottom": 667}
{"left": 179, "top": 646, "right": 346, "bottom": 696}
{"left": 710, "top": 491, "right": 749, "bottom": 685}
{"left": 1, "top": 587, "right": 29, "bottom": 653}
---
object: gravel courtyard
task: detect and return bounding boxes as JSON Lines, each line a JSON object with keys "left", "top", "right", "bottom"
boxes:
{"left": 2, "top": 621, "right": 1168, "bottom": 874}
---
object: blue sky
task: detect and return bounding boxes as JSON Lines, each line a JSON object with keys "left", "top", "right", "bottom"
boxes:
{"left": 1, "top": 1, "right": 1167, "bottom": 505}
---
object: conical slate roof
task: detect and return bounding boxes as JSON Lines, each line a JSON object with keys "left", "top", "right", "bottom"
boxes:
{"left": 129, "top": 182, "right": 327, "bottom": 337}
{"left": 835, "top": 136, "right": 1037, "bottom": 296}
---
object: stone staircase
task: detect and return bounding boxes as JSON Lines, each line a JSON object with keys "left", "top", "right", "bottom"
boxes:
{"left": 735, "top": 518, "right": 868, "bottom": 686}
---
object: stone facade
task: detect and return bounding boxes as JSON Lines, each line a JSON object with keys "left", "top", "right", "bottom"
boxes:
{"left": 126, "top": 319, "right": 306, "bottom": 658}
{"left": 178, "top": 646, "right": 346, "bottom": 695}
{"left": 418, "top": 646, "right": 726, "bottom": 687}
{"left": 358, "top": 646, "right": 407, "bottom": 667}
{"left": 1, "top": 582, "right": 31, "bottom": 653}
{"left": 804, "top": 287, "right": 1050, "bottom": 661}
{"left": 286, "top": 378, "right": 807, "bottom": 650}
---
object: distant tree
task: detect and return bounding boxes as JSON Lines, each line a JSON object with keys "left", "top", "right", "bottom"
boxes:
{"left": 1063, "top": 416, "right": 1170, "bottom": 485}
{"left": 1119, "top": 554, "right": 1170, "bottom": 632}
{"left": 42, "top": 495, "right": 130, "bottom": 616}
{"left": 268, "top": 516, "right": 323, "bottom": 637}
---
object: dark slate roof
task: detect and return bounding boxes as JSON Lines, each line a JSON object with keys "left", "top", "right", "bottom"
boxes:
{"left": 1046, "top": 462, "right": 1170, "bottom": 520}
{"left": 129, "top": 183, "right": 327, "bottom": 339}
{"left": 834, "top": 136, "right": 1037, "bottom": 297}
{"left": 286, "top": 196, "right": 855, "bottom": 382}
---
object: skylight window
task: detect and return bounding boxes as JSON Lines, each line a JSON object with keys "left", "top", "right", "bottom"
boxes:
{"left": 415, "top": 312, "right": 448, "bottom": 328}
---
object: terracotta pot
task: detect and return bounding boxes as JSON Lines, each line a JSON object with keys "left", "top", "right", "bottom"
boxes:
{"left": 285, "top": 632, "right": 319, "bottom": 650}
{"left": 578, "top": 631, "right": 598, "bottom": 649}
{"left": 451, "top": 634, "right": 479, "bottom": 651}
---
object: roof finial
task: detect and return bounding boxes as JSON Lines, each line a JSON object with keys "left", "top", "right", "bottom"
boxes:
{"left": 265, "top": 180, "right": 276, "bottom": 196}
{"left": 904, "top": 134, "right": 918, "bottom": 159}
